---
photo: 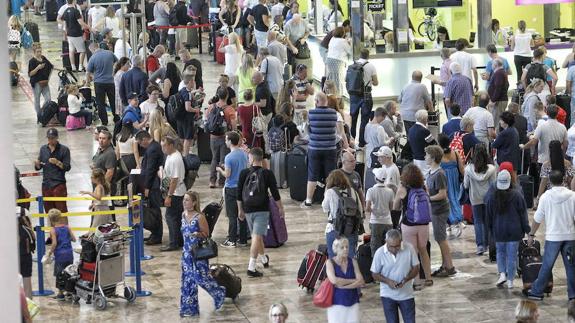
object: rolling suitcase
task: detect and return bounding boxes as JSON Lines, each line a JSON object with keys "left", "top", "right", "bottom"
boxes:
{"left": 66, "top": 114, "right": 86, "bottom": 130}
{"left": 356, "top": 240, "right": 373, "bottom": 283}
{"left": 45, "top": 0, "right": 58, "bottom": 21}
{"left": 215, "top": 36, "right": 226, "bottom": 65}
{"left": 556, "top": 94, "right": 572, "bottom": 127}
{"left": 270, "top": 128, "right": 289, "bottom": 189}
{"left": 520, "top": 245, "right": 553, "bottom": 295}
{"left": 142, "top": 204, "right": 162, "bottom": 233}
{"left": 202, "top": 197, "right": 223, "bottom": 237}
{"left": 297, "top": 245, "right": 328, "bottom": 292}
{"left": 463, "top": 204, "right": 473, "bottom": 224}
{"left": 519, "top": 153, "right": 534, "bottom": 208}
{"left": 263, "top": 199, "right": 288, "bottom": 248}
{"left": 287, "top": 145, "right": 324, "bottom": 203}
{"left": 197, "top": 128, "right": 212, "bottom": 163}
{"left": 24, "top": 22, "right": 40, "bottom": 42}
{"left": 40, "top": 101, "right": 59, "bottom": 126}
{"left": 518, "top": 239, "right": 541, "bottom": 276}
{"left": 210, "top": 263, "right": 242, "bottom": 300}
{"left": 186, "top": 25, "right": 200, "bottom": 49}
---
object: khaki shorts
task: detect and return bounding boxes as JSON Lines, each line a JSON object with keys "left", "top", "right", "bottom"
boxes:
{"left": 176, "top": 28, "right": 188, "bottom": 45}
{"left": 67, "top": 36, "right": 86, "bottom": 53}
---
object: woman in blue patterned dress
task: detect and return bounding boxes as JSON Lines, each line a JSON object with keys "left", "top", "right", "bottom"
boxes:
{"left": 180, "top": 191, "right": 226, "bottom": 317}
{"left": 438, "top": 134, "right": 465, "bottom": 237}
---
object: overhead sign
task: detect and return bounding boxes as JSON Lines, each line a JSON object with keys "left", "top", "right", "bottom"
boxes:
{"left": 366, "top": 0, "right": 385, "bottom": 12}
{"left": 90, "top": 0, "right": 130, "bottom": 5}
{"left": 517, "top": 0, "right": 574, "bottom": 3}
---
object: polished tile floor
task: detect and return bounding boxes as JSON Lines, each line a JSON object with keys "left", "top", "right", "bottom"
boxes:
{"left": 12, "top": 13, "right": 572, "bottom": 323}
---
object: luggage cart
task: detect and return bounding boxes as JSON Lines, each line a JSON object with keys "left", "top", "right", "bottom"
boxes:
{"left": 74, "top": 230, "right": 136, "bottom": 310}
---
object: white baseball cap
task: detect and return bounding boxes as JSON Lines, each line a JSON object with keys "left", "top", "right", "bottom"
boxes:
{"left": 373, "top": 146, "right": 393, "bottom": 158}
{"left": 372, "top": 168, "right": 387, "bottom": 182}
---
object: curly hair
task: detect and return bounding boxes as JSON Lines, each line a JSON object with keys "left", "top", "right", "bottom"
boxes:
{"left": 400, "top": 163, "right": 424, "bottom": 188}
{"left": 326, "top": 169, "right": 351, "bottom": 190}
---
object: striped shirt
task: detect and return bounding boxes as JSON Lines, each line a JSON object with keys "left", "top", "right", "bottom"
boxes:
{"left": 308, "top": 107, "right": 338, "bottom": 151}
{"left": 444, "top": 73, "right": 474, "bottom": 115}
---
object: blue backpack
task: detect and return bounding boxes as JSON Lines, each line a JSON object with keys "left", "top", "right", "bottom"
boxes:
{"left": 406, "top": 188, "right": 432, "bottom": 224}
{"left": 21, "top": 28, "right": 33, "bottom": 49}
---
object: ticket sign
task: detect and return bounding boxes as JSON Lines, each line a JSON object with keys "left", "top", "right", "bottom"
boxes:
{"left": 367, "top": 0, "right": 385, "bottom": 12}
{"left": 90, "top": 0, "right": 129, "bottom": 5}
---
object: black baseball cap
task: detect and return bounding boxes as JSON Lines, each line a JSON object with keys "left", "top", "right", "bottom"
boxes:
{"left": 127, "top": 92, "right": 139, "bottom": 100}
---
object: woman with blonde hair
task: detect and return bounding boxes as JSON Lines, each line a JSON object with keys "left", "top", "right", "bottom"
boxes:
{"left": 219, "top": 32, "right": 243, "bottom": 90}
{"left": 237, "top": 52, "right": 255, "bottom": 102}
{"left": 521, "top": 79, "right": 546, "bottom": 131}
{"left": 268, "top": 303, "right": 288, "bottom": 323}
{"left": 149, "top": 106, "right": 178, "bottom": 144}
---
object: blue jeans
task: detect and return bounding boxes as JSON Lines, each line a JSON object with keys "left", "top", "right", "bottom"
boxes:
{"left": 381, "top": 297, "right": 416, "bottom": 323}
{"left": 349, "top": 94, "right": 373, "bottom": 147}
{"left": 34, "top": 83, "right": 51, "bottom": 122}
{"left": 326, "top": 230, "right": 358, "bottom": 258}
{"left": 224, "top": 187, "right": 247, "bottom": 244}
{"left": 496, "top": 241, "right": 519, "bottom": 279}
{"left": 530, "top": 240, "right": 575, "bottom": 299}
{"left": 472, "top": 204, "right": 487, "bottom": 248}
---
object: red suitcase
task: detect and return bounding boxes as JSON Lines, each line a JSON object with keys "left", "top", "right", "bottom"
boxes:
{"left": 297, "top": 245, "right": 327, "bottom": 292}
{"left": 215, "top": 36, "right": 227, "bottom": 65}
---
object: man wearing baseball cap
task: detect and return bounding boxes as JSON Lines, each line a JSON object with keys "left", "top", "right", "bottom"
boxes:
{"left": 366, "top": 167, "right": 395, "bottom": 256}
{"left": 373, "top": 146, "right": 400, "bottom": 191}
{"left": 121, "top": 93, "right": 148, "bottom": 131}
{"left": 34, "top": 128, "right": 71, "bottom": 214}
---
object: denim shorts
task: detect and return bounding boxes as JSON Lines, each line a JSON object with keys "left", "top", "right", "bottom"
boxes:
{"left": 246, "top": 211, "right": 270, "bottom": 236}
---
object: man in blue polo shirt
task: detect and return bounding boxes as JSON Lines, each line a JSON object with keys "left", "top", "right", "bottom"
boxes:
{"left": 87, "top": 42, "right": 118, "bottom": 125}
{"left": 122, "top": 93, "right": 147, "bottom": 130}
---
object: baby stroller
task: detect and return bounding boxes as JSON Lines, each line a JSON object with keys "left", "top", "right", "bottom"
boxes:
{"left": 74, "top": 223, "right": 136, "bottom": 310}
{"left": 58, "top": 70, "right": 78, "bottom": 94}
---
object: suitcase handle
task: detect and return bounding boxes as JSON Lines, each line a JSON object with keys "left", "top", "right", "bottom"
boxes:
{"left": 521, "top": 246, "right": 540, "bottom": 257}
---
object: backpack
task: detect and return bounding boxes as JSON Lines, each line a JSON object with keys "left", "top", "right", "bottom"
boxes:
{"left": 268, "top": 117, "right": 286, "bottom": 152}
{"left": 168, "top": 3, "right": 180, "bottom": 26}
{"left": 167, "top": 93, "right": 185, "bottom": 123}
{"left": 525, "top": 63, "right": 546, "bottom": 86}
{"left": 183, "top": 154, "right": 201, "bottom": 189}
{"left": 405, "top": 188, "right": 432, "bottom": 225}
{"left": 334, "top": 188, "right": 362, "bottom": 236}
{"left": 19, "top": 207, "right": 36, "bottom": 254}
{"left": 205, "top": 104, "right": 227, "bottom": 136}
{"left": 242, "top": 168, "right": 268, "bottom": 208}
{"left": 449, "top": 131, "right": 467, "bottom": 163}
{"left": 370, "top": 146, "right": 382, "bottom": 169}
{"left": 20, "top": 28, "right": 33, "bottom": 49}
{"left": 345, "top": 61, "right": 368, "bottom": 96}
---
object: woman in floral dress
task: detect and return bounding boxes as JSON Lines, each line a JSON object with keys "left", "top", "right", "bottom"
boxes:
{"left": 180, "top": 190, "right": 226, "bottom": 317}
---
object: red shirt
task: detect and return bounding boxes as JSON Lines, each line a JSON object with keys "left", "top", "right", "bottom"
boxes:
{"left": 146, "top": 55, "right": 160, "bottom": 73}
{"left": 557, "top": 105, "right": 567, "bottom": 125}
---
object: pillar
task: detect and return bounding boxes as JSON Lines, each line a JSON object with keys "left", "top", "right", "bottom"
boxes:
{"left": 393, "top": 0, "right": 409, "bottom": 52}
{"left": 2, "top": 7, "right": 22, "bottom": 323}
{"left": 477, "top": 0, "right": 492, "bottom": 48}
{"left": 544, "top": 4, "right": 560, "bottom": 37}
{"left": 350, "top": 0, "right": 364, "bottom": 59}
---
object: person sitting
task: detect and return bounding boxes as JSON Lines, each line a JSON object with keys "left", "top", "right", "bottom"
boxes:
{"left": 66, "top": 84, "right": 92, "bottom": 126}
{"left": 122, "top": 92, "right": 147, "bottom": 130}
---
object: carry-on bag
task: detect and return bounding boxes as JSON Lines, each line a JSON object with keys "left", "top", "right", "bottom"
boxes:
{"left": 210, "top": 263, "right": 242, "bottom": 300}
{"left": 263, "top": 199, "right": 288, "bottom": 248}
{"left": 297, "top": 245, "right": 328, "bottom": 292}
{"left": 202, "top": 197, "right": 223, "bottom": 237}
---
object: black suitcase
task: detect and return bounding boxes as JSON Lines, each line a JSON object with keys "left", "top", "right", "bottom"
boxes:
{"left": 24, "top": 22, "right": 40, "bottom": 42}
{"left": 202, "top": 197, "right": 223, "bottom": 237}
{"left": 40, "top": 101, "right": 59, "bottom": 126}
{"left": 197, "top": 128, "right": 212, "bottom": 163}
{"left": 557, "top": 94, "right": 572, "bottom": 127}
{"left": 519, "top": 153, "right": 534, "bottom": 208}
{"left": 356, "top": 243, "right": 374, "bottom": 283}
{"left": 520, "top": 245, "right": 553, "bottom": 295}
{"left": 518, "top": 239, "right": 541, "bottom": 276}
{"left": 143, "top": 205, "right": 162, "bottom": 232}
{"left": 210, "top": 264, "right": 242, "bottom": 300}
{"left": 287, "top": 145, "right": 324, "bottom": 203}
{"left": 45, "top": 0, "right": 58, "bottom": 21}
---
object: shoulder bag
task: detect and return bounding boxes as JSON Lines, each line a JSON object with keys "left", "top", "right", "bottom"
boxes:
{"left": 192, "top": 237, "right": 218, "bottom": 260}
{"left": 312, "top": 260, "right": 335, "bottom": 308}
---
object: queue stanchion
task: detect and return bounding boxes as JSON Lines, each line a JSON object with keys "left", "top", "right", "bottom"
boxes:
{"left": 134, "top": 221, "right": 152, "bottom": 297}
{"left": 125, "top": 202, "right": 138, "bottom": 277}
{"left": 138, "top": 195, "right": 153, "bottom": 261}
{"left": 33, "top": 196, "right": 54, "bottom": 296}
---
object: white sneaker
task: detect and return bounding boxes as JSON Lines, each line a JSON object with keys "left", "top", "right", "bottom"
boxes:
{"left": 496, "top": 273, "right": 507, "bottom": 286}
{"left": 507, "top": 280, "right": 514, "bottom": 289}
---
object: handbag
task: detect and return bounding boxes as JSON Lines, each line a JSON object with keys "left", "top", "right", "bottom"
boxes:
{"left": 295, "top": 40, "right": 310, "bottom": 59}
{"left": 251, "top": 104, "right": 266, "bottom": 134}
{"left": 312, "top": 274, "right": 334, "bottom": 308}
{"left": 191, "top": 237, "right": 218, "bottom": 260}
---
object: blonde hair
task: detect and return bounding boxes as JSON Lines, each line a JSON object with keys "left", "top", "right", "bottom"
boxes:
{"left": 184, "top": 190, "right": 202, "bottom": 213}
{"left": 228, "top": 32, "right": 243, "bottom": 54}
{"left": 149, "top": 108, "right": 176, "bottom": 143}
{"left": 66, "top": 84, "right": 79, "bottom": 95}
{"left": 525, "top": 79, "right": 545, "bottom": 94}
{"left": 48, "top": 209, "right": 64, "bottom": 225}
{"left": 323, "top": 80, "right": 337, "bottom": 96}
{"left": 8, "top": 15, "right": 21, "bottom": 30}
{"left": 515, "top": 300, "right": 538, "bottom": 323}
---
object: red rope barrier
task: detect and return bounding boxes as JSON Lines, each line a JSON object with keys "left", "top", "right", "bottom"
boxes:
{"left": 147, "top": 24, "right": 211, "bottom": 30}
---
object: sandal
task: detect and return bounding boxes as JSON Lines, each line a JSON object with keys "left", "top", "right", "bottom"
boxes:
{"left": 425, "top": 279, "right": 434, "bottom": 287}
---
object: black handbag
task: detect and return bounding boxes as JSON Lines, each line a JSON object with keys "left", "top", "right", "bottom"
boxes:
{"left": 295, "top": 40, "right": 310, "bottom": 59}
{"left": 192, "top": 238, "right": 218, "bottom": 260}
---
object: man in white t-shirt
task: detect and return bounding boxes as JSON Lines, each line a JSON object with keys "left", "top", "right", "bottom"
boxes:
{"left": 161, "top": 136, "right": 187, "bottom": 252}
{"left": 350, "top": 48, "right": 379, "bottom": 147}
{"left": 521, "top": 104, "right": 568, "bottom": 165}
{"left": 463, "top": 91, "right": 496, "bottom": 146}
{"left": 88, "top": 5, "right": 107, "bottom": 34}
{"left": 450, "top": 38, "right": 479, "bottom": 92}
{"left": 373, "top": 146, "right": 400, "bottom": 191}
{"left": 57, "top": 0, "right": 82, "bottom": 34}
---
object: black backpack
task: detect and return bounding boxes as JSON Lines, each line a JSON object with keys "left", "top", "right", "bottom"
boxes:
{"left": 333, "top": 188, "right": 362, "bottom": 236}
{"left": 525, "top": 63, "right": 546, "bottom": 85}
{"left": 242, "top": 168, "right": 267, "bottom": 208}
{"left": 168, "top": 3, "right": 180, "bottom": 26}
{"left": 345, "top": 61, "right": 368, "bottom": 96}
{"left": 167, "top": 93, "right": 185, "bottom": 126}
{"left": 205, "top": 104, "right": 227, "bottom": 136}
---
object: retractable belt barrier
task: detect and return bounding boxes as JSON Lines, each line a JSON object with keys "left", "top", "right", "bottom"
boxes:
{"left": 146, "top": 23, "right": 210, "bottom": 54}
{"left": 19, "top": 194, "right": 152, "bottom": 297}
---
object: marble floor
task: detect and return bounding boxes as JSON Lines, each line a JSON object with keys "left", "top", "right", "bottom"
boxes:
{"left": 11, "top": 13, "right": 572, "bottom": 323}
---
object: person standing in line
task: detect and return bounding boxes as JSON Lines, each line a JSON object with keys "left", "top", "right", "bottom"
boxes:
{"left": 407, "top": 110, "right": 436, "bottom": 176}
{"left": 248, "top": 0, "right": 270, "bottom": 52}
{"left": 449, "top": 38, "right": 478, "bottom": 92}
{"left": 441, "top": 104, "right": 462, "bottom": 139}
{"left": 492, "top": 111, "right": 521, "bottom": 171}
{"left": 526, "top": 170, "right": 575, "bottom": 301}
{"left": 35, "top": 128, "right": 71, "bottom": 215}
{"left": 398, "top": 71, "right": 432, "bottom": 133}
{"left": 444, "top": 62, "right": 474, "bottom": 117}
{"left": 219, "top": 32, "right": 243, "bottom": 90}
{"left": 348, "top": 48, "right": 378, "bottom": 147}
{"left": 373, "top": 146, "right": 401, "bottom": 190}
{"left": 463, "top": 91, "right": 496, "bottom": 147}
{"left": 366, "top": 168, "right": 395, "bottom": 256}
{"left": 566, "top": 61, "right": 575, "bottom": 127}
{"left": 485, "top": 170, "right": 530, "bottom": 289}
{"left": 237, "top": 147, "right": 284, "bottom": 277}
{"left": 510, "top": 20, "right": 534, "bottom": 81}
{"left": 325, "top": 27, "right": 351, "bottom": 96}
{"left": 179, "top": 190, "right": 226, "bottom": 317}
{"left": 160, "top": 136, "right": 188, "bottom": 252}
{"left": 482, "top": 44, "right": 512, "bottom": 90}
{"left": 119, "top": 55, "right": 150, "bottom": 107}
{"left": 218, "top": 131, "right": 249, "bottom": 248}
{"left": 364, "top": 107, "right": 394, "bottom": 190}
{"left": 177, "top": 71, "right": 202, "bottom": 157}
{"left": 425, "top": 145, "right": 456, "bottom": 278}
{"left": 87, "top": 42, "right": 119, "bottom": 125}
{"left": 325, "top": 237, "right": 364, "bottom": 323}
{"left": 44, "top": 209, "right": 76, "bottom": 300}
{"left": 487, "top": 58, "right": 510, "bottom": 130}
{"left": 371, "top": 229, "right": 419, "bottom": 323}
{"left": 60, "top": 0, "right": 91, "bottom": 72}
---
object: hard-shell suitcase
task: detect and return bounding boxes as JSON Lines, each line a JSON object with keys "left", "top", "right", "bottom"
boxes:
{"left": 264, "top": 199, "right": 288, "bottom": 248}
{"left": 210, "top": 263, "right": 242, "bottom": 300}
{"left": 519, "top": 153, "right": 534, "bottom": 208}
{"left": 556, "top": 94, "right": 572, "bottom": 127}
{"left": 297, "top": 245, "right": 328, "bottom": 292}
{"left": 197, "top": 128, "right": 212, "bottom": 163}
{"left": 287, "top": 145, "right": 324, "bottom": 203}
{"left": 40, "top": 101, "right": 59, "bottom": 126}
{"left": 202, "top": 197, "right": 223, "bottom": 237}
{"left": 46, "top": 0, "right": 58, "bottom": 21}
{"left": 24, "top": 22, "right": 40, "bottom": 42}
{"left": 270, "top": 129, "right": 289, "bottom": 188}
{"left": 356, "top": 242, "right": 373, "bottom": 283}
{"left": 521, "top": 245, "right": 553, "bottom": 295}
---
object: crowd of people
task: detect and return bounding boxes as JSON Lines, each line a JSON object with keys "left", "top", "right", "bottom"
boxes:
{"left": 9, "top": 0, "right": 575, "bottom": 321}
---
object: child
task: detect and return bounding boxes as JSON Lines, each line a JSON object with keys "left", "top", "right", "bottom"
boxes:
{"left": 44, "top": 208, "right": 76, "bottom": 300}
{"left": 80, "top": 169, "right": 112, "bottom": 228}
{"left": 67, "top": 84, "right": 92, "bottom": 126}
{"left": 365, "top": 168, "right": 395, "bottom": 257}
{"left": 534, "top": 101, "right": 548, "bottom": 130}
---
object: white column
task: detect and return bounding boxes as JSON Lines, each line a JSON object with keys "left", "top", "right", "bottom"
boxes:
{"left": 2, "top": 8, "right": 22, "bottom": 323}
